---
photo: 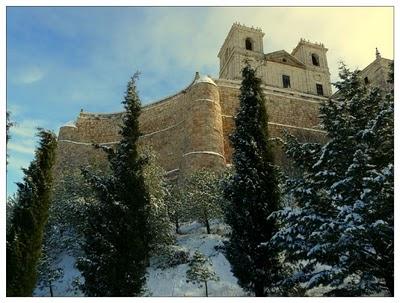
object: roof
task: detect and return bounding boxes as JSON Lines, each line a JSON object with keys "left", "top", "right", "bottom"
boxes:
{"left": 193, "top": 75, "right": 217, "bottom": 86}
{"left": 61, "top": 120, "right": 77, "bottom": 128}
{"left": 264, "top": 50, "right": 306, "bottom": 68}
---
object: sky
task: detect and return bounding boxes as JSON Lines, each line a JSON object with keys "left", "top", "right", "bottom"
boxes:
{"left": 6, "top": 6, "right": 394, "bottom": 196}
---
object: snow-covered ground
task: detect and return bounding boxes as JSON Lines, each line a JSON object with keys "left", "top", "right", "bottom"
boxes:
{"left": 34, "top": 252, "right": 83, "bottom": 297}
{"left": 33, "top": 220, "right": 388, "bottom": 297}
{"left": 34, "top": 220, "right": 247, "bottom": 297}
{"left": 145, "top": 221, "right": 247, "bottom": 296}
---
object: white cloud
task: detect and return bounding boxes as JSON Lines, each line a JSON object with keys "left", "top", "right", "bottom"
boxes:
{"left": 107, "top": 7, "right": 393, "bottom": 92}
{"left": 6, "top": 103, "right": 23, "bottom": 117}
{"left": 204, "top": 7, "right": 393, "bottom": 82}
{"left": 7, "top": 141, "right": 36, "bottom": 155}
{"left": 14, "top": 66, "right": 46, "bottom": 84}
{"left": 7, "top": 119, "right": 45, "bottom": 163}
{"left": 7, "top": 153, "right": 32, "bottom": 171}
{"left": 10, "top": 119, "right": 45, "bottom": 138}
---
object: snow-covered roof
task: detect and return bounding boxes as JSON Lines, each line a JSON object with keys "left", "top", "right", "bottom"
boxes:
{"left": 61, "top": 120, "right": 77, "bottom": 128}
{"left": 193, "top": 75, "right": 217, "bottom": 87}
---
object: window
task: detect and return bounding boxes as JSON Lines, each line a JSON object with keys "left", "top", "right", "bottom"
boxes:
{"left": 364, "top": 77, "right": 370, "bottom": 85}
{"left": 282, "top": 75, "right": 291, "bottom": 88}
{"left": 245, "top": 38, "right": 253, "bottom": 51}
{"left": 282, "top": 58, "right": 287, "bottom": 63}
{"left": 316, "top": 83, "right": 324, "bottom": 96}
{"left": 311, "top": 53, "right": 320, "bottom": 66}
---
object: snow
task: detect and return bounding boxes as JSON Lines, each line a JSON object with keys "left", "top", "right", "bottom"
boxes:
{"left": 182, "top": 151, "right": 225, "bottom": 160}
{"left": 34, "top": 220, "right": 246, "bottom": 297}
{"left": 62, "top": 120, "right": 77, "bottom": 128}
{"left": 34, "top": 252, "right": 83, "bottom": 296}
{"left": 193, "top": 75, "right": 217, "bottom": 87}
{"left": 145, "top": 221, "right": 247, "bottom": 296}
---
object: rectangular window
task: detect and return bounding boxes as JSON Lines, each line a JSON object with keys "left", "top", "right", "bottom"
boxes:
{"left": 316, "top": 83, "right": 324, "bottom": 96}
{"left": 282, "top": 75, "right": 291, "bottom": 88}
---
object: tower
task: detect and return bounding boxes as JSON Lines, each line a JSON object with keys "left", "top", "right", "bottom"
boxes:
{"left": 218, "top": 23, "right": 265, "bottom": 80}
{"left": 291, "top": 39, "right": 332, "bottom": 96}
{"left": 180, "top": 74, "right": 225, "bottom": 177}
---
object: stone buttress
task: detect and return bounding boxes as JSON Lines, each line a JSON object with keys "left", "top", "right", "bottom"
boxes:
{"left": 180, "top": 75, "right": 226, "bottom": 176}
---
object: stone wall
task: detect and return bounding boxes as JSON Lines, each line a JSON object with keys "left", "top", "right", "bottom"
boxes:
{"left": 55, "top": 84, "right": 191, "bottom": 180}
{"left": 359, "top": 57, "right": 392, "bottom": 92}
{"left": 181, "top": 79, "right": 226, "bottom": 174}
{"left": 55, "top": 75, "right": 327, "bottom": 183}
{"left": 216, "top": 78, "right": 326, "bottom": 165}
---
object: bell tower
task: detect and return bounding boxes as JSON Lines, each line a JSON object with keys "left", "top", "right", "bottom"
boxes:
{"left": 218, "top": 23, "right": 265, "bottom": 80}
{"left": 291, "top": 39, "right": 332, "bottom": 96}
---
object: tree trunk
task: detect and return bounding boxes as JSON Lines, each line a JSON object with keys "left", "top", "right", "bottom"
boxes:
{"left": 205, "top": 281, "right": 208, "bottom": 297}
{"left": 202, "top": 210, "right": 211, "bottom": 234}
{"left": 175, "top": 219, "right": 180, "bottom": 234}
{"left": 205, "top": 219, "right": 211, "bottom": 234}
{"left": 384, "top": 274, "right": 394, "bottom": 296}
{"left": 254, "top": 281, "right": 265, "bottom": 297}
{"left": 49, "top": 282, "right": 54, "bottom": 297}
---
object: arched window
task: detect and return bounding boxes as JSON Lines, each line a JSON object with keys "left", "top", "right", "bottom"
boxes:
{"left": 311, "top": 53, "right": 320, "bottom": 66}
{"left": 245, "top": 38, "right": 253, "bottom": 51}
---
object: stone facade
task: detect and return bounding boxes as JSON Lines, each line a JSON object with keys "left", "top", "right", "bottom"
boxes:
{"left": 54, "top": 23, "right": 392, "bottom": 182}
{"left": 218, "top": 23, "right": 332, "bottom": 97}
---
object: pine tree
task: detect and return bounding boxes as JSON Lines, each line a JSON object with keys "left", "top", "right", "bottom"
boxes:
{"left": 6, "top": 129, "right": 57, "bottom": 296}
{"left": 271, "top": 63, "right": 394, "bottom": 296}
{"left": 186, "top": 250, "right": 219, "bottom": 296}
{"left": 223, "top": 64, "right": 282, "bottom": 296}
{"left": 184, "top": 169, "right": 224, "bottom": 234}
{"left": 77, "top": 73, "right": 151, "bottom": 296}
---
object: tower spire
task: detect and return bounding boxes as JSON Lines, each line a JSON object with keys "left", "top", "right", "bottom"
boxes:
{"left": 376, "top": 47, "right": 381, "bottom": 59}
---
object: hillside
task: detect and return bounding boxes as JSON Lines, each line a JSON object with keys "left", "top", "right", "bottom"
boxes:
{"left": 34, "top": 221, "right": 247, "bottom": 297}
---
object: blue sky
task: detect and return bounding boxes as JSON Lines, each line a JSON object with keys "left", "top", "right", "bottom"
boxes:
{"left": 6, "top": 6, "right": 393, "bottom": 196}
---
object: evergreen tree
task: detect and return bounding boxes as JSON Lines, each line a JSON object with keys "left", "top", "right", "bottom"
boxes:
{"left": 6, "top": 129, "right": 57, "bottom": 296}
{"left": 271, "top": 63, "right": 394, "bottom": 296}
{"left": 6, "top": 194, "right": 18, "bottom": 234}
{"left": 184, "top": 169, "right": 224, "bottom": 234}
{"left": 36, "top": 166, "right": 103, "bottom": 296}
{"left": 186, "top": 250, "right": 219, "bottom": 297}
{"left": 6, "top": 111, "right": 15, "bottom": 164}
{"left": 165, "top": 183, "right": 186, "bottom": 234}
{"left": 36, "top": 233, "right": 64, "bottom": 297}
{"left": 223, "top": 64, "right": 282, "bottom": 296}
{"left": 77, "top": 73, "right": 151, "bottom": 296}
{"left": 45, "top": 168, "right": 98, "bottom": 254}
{"left": 6, "top": 111, "right": 15, "bottom": 144}
{"left": 142, "top": 147, "right": 175, "bottom": 252}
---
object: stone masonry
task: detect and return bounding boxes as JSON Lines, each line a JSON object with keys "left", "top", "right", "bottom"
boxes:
{"left": 54, "top": 23, "right": 392, "bottom": 181}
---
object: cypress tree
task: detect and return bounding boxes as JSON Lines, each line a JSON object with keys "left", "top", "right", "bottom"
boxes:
{"left": 77, "top": 73, "right": 151, "bottom": 296}
{"left": 6, "top": 129, "right": 57, "bottom": 296}
{"left": 223, "top": 64, "right": 282, "bottom": 296}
